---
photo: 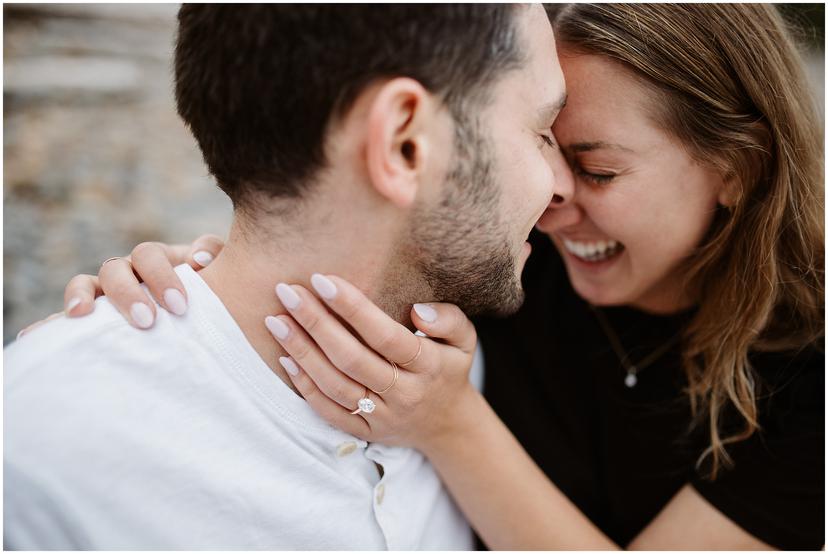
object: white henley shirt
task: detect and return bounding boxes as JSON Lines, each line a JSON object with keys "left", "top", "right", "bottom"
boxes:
{"left": 4, "top": 264, "right": 473, "bottom": 550}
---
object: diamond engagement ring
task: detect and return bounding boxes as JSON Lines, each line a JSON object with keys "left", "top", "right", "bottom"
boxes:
{"left": 350, "top": 390, "right": 376, "bottom": 415}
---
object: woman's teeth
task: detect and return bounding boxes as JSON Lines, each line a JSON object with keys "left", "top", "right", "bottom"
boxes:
{"left": 563, "top": 239, "right": 623, "bottom": 262}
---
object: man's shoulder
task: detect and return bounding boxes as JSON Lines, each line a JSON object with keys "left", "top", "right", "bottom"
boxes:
{"left": 6, "top": 295, "right": 187, "bottom": 386}
{"left": 5, "top": 265, "right": 212, "bottom": 386}
{"left": 3, "top": 270, "right": 273, "bottom": 550}
{"left": 3, "top": 268, "right": 240, "bottom": 470}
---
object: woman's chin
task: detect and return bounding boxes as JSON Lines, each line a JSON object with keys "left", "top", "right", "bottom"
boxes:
{"left": 567, "top": 271, "right": 631, "bottom": 307}
{"left": 574, "top": 287, "right": 623, "bottom": 307}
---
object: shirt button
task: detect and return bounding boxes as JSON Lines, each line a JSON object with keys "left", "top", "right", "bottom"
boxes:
{"left": 375, "top": 483, "right": 386, "bottom": 505}
{"left": 336, "top": 441, "right": 358, "bottom": 457}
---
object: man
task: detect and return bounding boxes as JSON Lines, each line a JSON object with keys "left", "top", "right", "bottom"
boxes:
{"left": 5, "top": 4, "right": 568, "bottom": 549}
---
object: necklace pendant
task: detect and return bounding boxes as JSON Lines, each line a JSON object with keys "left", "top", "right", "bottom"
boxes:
{"left": 624, "top": 370, "right": 638, "bottom": 388}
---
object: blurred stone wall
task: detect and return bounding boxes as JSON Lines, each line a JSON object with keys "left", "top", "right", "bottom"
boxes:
{"left": 4, "top": 4, "right": 233, "bottom": 344}
{"left": 2, "top": 4, "right": 825, "bottom": 345}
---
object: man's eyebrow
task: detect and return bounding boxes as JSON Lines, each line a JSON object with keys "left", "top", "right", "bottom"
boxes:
{"left": 536, "top": 92, "right": 568, "bottom": 126}
{"left": 569, "top": 141, "right": 635, "bottom": 153}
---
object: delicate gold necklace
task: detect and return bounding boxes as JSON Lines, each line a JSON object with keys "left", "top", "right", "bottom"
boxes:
{"left": 590, "top": 305, "right": 682, "bottom": 388}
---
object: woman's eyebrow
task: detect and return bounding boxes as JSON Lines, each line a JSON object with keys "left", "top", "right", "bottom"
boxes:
{"left": 569, "top": 141, "right": 635, "bottom": 153}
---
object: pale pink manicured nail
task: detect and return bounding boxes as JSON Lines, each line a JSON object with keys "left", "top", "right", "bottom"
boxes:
{"left": 413, "top": 303, "right": 437, "bottom": 323}
{"left": 192, "top": 250, "right": 214, "bottom": 267}
{"left": 65, "top": 297, "right": 82, "bottom": 315}
{"left": 279, "top": 356, "right": 300, "bottom": 376}
{"left": 163, "top": 288, "right": 187, "bottom": 316}
{"left": 310, "top": 273, "right": 337, "bottom": 300}
{"left": 130, "top": 302, "right": 154, "bottom": 329}
{"left": 265, "top": 315, "right": 289, "bottom": 340}
{"left": 275, "top": 283, "right": 301, "bottom": 310}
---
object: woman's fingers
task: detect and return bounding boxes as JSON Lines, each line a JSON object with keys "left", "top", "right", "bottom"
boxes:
{"left": 410, "top": 302, "right": 477, "bottom": 355}
{"left": 98, "top": 241, "right": 192, "bottom": 328}
{"left": 280, "top": 356, "right": 372, "bottom": 438}
{"left": 63, "top": 274, "right": 102, "bottom": 318}
{"left": 264, "top": 313, "right": 380, "bottom": 413}
{"left": 306, "top": 274, "right": 437, "bottom": 372}
{"left": 275, "top": 281, "right": 413, "bottom": 392}
{"left": 98, "top": 234, "right": 222, "bottom": 323}
{"left": 129, "top": 242, "right": 188, "bottom": 316}
{"left": 98, "top": 257, "right": 157, "bottom": 329}
{"left": 44, "top": 235, "right": 218, "bottom": 333}
{"left": 186, "top": 234, "right": 225, "bottom": 268}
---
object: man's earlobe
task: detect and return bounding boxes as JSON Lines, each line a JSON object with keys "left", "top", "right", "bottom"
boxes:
{"left": 365, "top": 78, "right": 432, "bottom": 209}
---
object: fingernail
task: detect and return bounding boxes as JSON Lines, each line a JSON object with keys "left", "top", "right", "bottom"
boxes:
{"left": 163, "top": 288, "right": 187, "bottom": 316}
{"left": 310, "top": 273, "right": 337, "bottom": 300}
{"left": 279, "top": 356, "right": 300, "bottom": 376}
{"left": 16, "top": 328, "right": 28, "bottom": 340}
{"left": 130, "top": 302, "right": 154, "bottom": 329}
{"left": 65, "top": 297, "right": 82, "bottom": 315}
{"left": 265, "top": 315, "right": 289, "bottom": 340}
{"left": 193, "top": 251, "right": 214, "bottom": 267}
{"left": 413, "top": 303, "right": 437, "bottom": 323}
{"left": 275, "top": 283, "right": 301, "bottom": 310}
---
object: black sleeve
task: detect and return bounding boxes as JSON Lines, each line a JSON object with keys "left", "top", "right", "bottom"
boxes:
{"left": 690, "top": 348, "right": 825, "bottom": 550}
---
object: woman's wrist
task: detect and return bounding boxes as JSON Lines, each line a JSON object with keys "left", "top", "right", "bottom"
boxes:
{"left": 418, "top": 385, "right": 489, "bottom": 457}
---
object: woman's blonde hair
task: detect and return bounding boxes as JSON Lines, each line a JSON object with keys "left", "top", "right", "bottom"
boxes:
{"left": 550, "top": 4, "right": 824, "bottom": 478}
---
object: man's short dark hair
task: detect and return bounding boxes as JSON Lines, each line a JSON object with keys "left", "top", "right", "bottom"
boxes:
{"left": 174, "top": 5, "right": 524, "bottom": 211}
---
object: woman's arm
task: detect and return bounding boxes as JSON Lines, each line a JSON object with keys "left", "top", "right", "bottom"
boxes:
{"left": 30, "top": 253, "right": 774, "bottom": 549}
{"left": 424, "top": 396, "right": 771, "bottom": 550}
{"left": 270, "top": 275, "right": 773, "bottom": 550}
{"left": 422, "top": 388, "right": 616, "bottom": 549}
{"left": 629, "top": 485, "right": 772, "bottom": 549}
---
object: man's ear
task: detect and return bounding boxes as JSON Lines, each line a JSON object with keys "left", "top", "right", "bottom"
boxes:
{"left": 365, "top": 78, "right": 434, "bottom": 208}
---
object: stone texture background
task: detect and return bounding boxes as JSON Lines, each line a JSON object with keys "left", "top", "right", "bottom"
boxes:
{"left": 4, "top": 4, "right": 233, "bottom": 344}
{"left": 3, "top": 4, "right": 824, "bottom": 344}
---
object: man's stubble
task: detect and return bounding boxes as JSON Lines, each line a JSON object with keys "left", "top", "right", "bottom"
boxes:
{"left": 382, "top": 115, "right": 525, "bottom": 321}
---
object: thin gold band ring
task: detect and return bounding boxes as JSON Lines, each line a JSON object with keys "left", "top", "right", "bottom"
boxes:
{"left": 398, "top": 340, "right": 422, "bottom": 368}
{"left": 371, "top": 361, "right": 399, "bottom": 395}
{"left": 101, "top": 256, "right": 123, "bottom": 268}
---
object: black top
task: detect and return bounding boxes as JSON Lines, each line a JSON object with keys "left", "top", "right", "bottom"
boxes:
{"left": 474, "top": 231, "right": 824, "bottom": 550}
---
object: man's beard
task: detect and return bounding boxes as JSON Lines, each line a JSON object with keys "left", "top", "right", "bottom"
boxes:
{"left": 409, "top": 117, "right": 525, "bottom": 318}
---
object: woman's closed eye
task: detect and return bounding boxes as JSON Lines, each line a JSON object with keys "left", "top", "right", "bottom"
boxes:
{"left": 559, "top": 147, "right": 621, "bottom": 186}
{"left": 575, "top": 166, "right": 616, "bottom": 185}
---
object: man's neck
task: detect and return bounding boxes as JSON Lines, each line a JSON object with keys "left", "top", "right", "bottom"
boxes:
{"left": 197, "top": 220, "right": 422, "bottom": 389}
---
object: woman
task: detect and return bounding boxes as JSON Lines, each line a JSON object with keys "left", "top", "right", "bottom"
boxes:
{"left": 27, "top": 4, "right": 824, "bottom": 549}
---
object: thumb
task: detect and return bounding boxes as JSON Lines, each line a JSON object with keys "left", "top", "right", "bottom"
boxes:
{"left": 411, "top": 303, "right": 477, "bottom": 355}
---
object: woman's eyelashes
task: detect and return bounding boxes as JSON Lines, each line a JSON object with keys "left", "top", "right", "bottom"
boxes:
{"left": 576, "top": 168, "right": 616, "bottom": 185}
{"left": 545, "top": 137, "right": 616, "bottom": 184}
{"left": 558, "top": 146, "right": 618, "bottom": 185}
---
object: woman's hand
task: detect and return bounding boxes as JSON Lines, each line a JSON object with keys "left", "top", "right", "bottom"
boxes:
{"left": 17, "top": 234, "right": 225, "bottom": 337}
{"left": 267, "top": 273, "right": 482, "bottom": 451}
